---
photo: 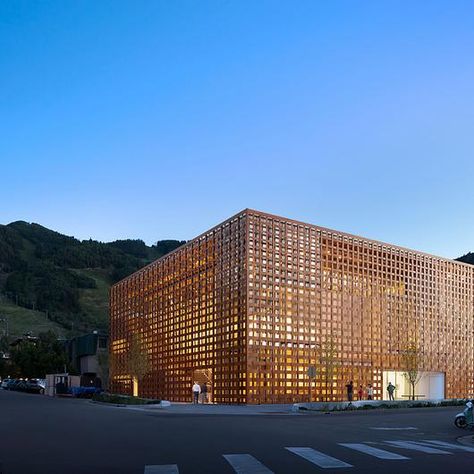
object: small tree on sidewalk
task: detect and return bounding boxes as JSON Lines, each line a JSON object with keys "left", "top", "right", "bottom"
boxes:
{"left": 126, "top": 334, "right": 150, "bottom": 397}
{"left": 319, "top": 337, "right": 339, "bottom": 401}
{"left": 400, "top": 341, "right": 423, "bottom": 401}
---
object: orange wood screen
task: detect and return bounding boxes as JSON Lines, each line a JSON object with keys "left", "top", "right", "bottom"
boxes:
{"left": 110, "top": 209, "right": 474, "bottom": 403}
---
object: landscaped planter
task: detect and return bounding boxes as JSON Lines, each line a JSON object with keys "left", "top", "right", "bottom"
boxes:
{"left": 292, "top": 398, "right": 468, "bottom": 412}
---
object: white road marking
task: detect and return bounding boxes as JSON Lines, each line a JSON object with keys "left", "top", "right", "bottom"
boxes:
{"left": 370, "top": 427, "right": 418, "bottom": 431}
{"left": 286, "top": 447, "right": 353, "bottom": 468}
{"left": 384, "top": 440, "right": 452, "bottom": 454}
{"left": 144, "top": 465, "right": 179, "bottom": 474}
{"left": 339, "top": 443, "right": 409, "bottom": 460}
{"left": 418, "top": 440, "right": 474, "bottom": 453}
{"left": 223, "top": 454, "right": 274, "bottom": 473}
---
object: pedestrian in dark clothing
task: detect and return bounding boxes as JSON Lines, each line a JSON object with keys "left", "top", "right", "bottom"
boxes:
{"left": 346, "top": 381, "right": 354, "bottom": 402}
{"left": 387, "top": 382, "right": 395, "bottom": 401}
{"left": 200, "top": 382, "right": 208, "bottom": 404}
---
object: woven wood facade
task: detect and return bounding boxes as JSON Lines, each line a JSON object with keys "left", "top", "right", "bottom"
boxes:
{"left": 110, "top": 209, "right": 474, "bottom": 403}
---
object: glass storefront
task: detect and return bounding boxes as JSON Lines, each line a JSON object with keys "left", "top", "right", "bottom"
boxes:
{"left": 383, "top": 370, "right": 445, "bottom": 400}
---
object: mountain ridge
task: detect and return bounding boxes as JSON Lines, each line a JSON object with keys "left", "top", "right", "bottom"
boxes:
{"left": 0, "top": 221, "right": 184, "bottom": 337}
{"left": 456, "top": 252, "right": 474, "bottom": 265}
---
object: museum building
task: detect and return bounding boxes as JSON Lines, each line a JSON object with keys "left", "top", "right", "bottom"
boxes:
{"left": 109, "top": 209, "right": 474, "bottom": 404}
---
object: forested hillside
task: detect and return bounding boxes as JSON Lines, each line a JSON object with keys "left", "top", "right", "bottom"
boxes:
{"left": 456, "top": 253, "right": 474, "bottom": 265}
{"left": 0, "top": 221, "right": 184, "bottom": 336}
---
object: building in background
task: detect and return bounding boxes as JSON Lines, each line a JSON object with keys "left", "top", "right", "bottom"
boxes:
{"left": 67, "top": 331, "right": 108, "bottom": 387}
{"left": 109, "top": 209, "right": 474, "bottom": 404}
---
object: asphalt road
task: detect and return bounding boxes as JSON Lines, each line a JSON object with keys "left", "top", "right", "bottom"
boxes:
{"left": 0, "top": 390, "right": 472, "bottom": 474}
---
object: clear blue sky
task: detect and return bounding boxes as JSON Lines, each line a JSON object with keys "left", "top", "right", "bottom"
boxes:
{"left": 1, "top": 1, "right": 473, "bottom": 259}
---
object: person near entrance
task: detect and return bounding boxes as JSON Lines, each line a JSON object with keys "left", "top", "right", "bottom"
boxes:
{"left": 200, "top": 382, "right": 208, "bottom": 404}
{"left": 346, "top": 381, "right": 354, "bottom": 402}
{"left": 192, "top": 381, "right": 201, "bottom": 404}
{"left": 387, "top": 382, "right": 396, "bottom": 400}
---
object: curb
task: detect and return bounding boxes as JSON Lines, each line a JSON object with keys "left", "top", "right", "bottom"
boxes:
{"left": 90, "top": 400, "right": 171, "bottom": 408}
{"left": 90, "top": 400, "right": 127, "bottom": 407}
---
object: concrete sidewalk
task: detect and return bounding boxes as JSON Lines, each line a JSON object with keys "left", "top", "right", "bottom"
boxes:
{"left": 96, "top": 398, "right": 467, "bottom": 416}
{"left": 128, "top": 402, "right": 296, "bottom": 415}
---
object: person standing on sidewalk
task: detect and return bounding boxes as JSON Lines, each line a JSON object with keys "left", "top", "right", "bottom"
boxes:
{"left": 367, "top": 383, "right": 374, "bottom": 400}
{"left": 200, "top": 382, "right": 208, "bottom": 404}
{"left": 387, "top": 382, "right": 395, "bottom": 401}
{"left": 192, "top": 381, "right": 201, "bottom": 404}
{"left": 346, "top": 381, "right": 354, "bottom": 402}
{"left": 357, "top": 385, "right": 364, "bottom": 400}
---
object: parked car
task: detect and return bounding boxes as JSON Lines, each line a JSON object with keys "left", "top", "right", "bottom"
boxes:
{"left": 13, "top": 379, "right": 28, "bottom": 391}
{"left": 25, "top": 379, "right": 45, "bottom": 394}
{"left": 1, "top": 378, "right": 13, "bottom": 390}
{"left": 4, "top": 379, "right": 20, "bottom": 390}
{"left": 1, "top": 378, "right": 46, "bottom": 394}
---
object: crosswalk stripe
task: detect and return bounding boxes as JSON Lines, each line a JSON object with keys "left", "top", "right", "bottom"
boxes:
{"left": 144, "top": 465, "right": 179, "bottom": 474}
{"left": 339, "top": 443, "right": 409, "bottom": 460}
{"left": 223, "top": 454, "right": 274, "bottom": 473}
{"left": 418, "top": 440, "right": 474, "bottom": 453}
{"left": 384, "top": 440, "right": 452, "bottom": 454}
{"left": 286, "top": 447, "right": 353, "bottom": 468}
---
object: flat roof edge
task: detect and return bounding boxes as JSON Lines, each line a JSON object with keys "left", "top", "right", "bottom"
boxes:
{"left": 112, "top": 208, "right": 473, "bottom": 288}
{"left": 244, "top": 208, "right": 473, "bottom": 269}
{"left": 111, "top": 209, "right": 249, "bottom": 287}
